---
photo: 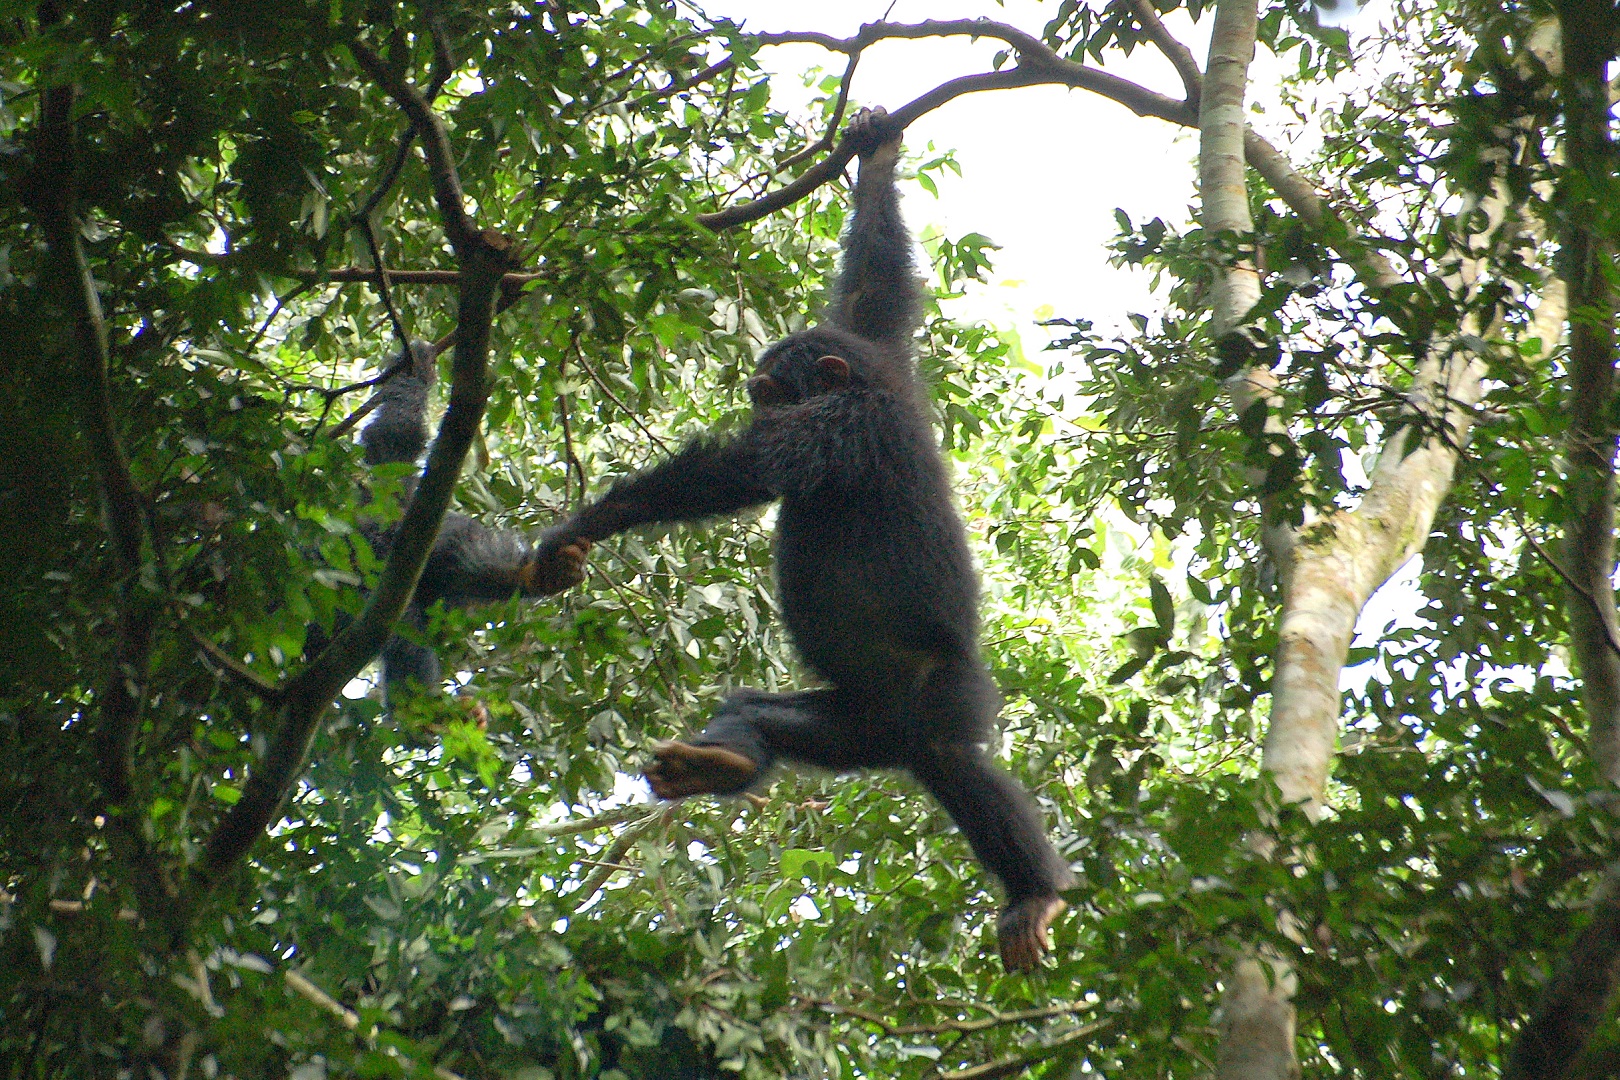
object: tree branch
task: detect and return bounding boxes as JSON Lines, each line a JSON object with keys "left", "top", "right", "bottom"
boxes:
{"left": 318, "top": 268, "right": 548, "bottom": 287}
{"left": 347, "top": 37, "right": 480, "bottom": 254}
{"left": 1504, "top": 13, "right": 1620, "bottom": 1068}
{"left": 1505, "top": 866, "right": 1620, "bottom": 1080}
{"left": 194, "top": 44, "right": 523, "bottom": 893}
{"left": 776, "top": 53, "right": 860, "bottom": 172}
{"left": 812, "top": 999, "right": 1099, "bottom": 1036}
{"left": 699, "top": 65, "right": 1183, "bottom": 231}
{"left": 1545, "top": 0, "right": 1620, "bottom": 789}
{"left": 285, "top": 970, "right": 469, "bottom": 1080}
{"left": 718, "top": 17, "right": 1403, "bottom": 298}
{"left": 35, "top": 77, "right": 176, "bottom": 932}
{"left": 198, "top": 236, "right": 515, "bottom": 889}
{"left": 937, "top": 1020, "right": 1110, "bottom": 1079}
{"left": 1128, "top": 0, "right": 1203, "bottom": 104}
{"left": 619, "top": 57, "right": 736, "bottom": 113}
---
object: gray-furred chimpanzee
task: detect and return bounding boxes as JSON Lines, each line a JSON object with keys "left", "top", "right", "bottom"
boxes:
{"left": 529, "top": 108, "right": 1073, "bottom": 970}
{"left": 357, "top": 341, "right": 590, "bottom": 709}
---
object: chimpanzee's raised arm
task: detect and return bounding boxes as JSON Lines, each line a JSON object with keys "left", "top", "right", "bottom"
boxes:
{"left": 826, "top": 108, "right": 922, "bottom": 351}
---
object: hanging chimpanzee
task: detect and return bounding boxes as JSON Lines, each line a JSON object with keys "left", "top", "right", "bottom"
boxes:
{"left": 357, "top": 341, "right": 590, "bottom": 709}
{"left": 528, "top": 108, "right": 1073, "bottom": 970}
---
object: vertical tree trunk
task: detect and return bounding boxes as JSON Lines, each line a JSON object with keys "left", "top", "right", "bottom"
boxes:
{"left": 1503, "top": 5, "right": 1620, "bottom": 1073}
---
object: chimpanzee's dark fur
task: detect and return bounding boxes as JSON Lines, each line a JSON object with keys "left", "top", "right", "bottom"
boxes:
{"left": 358, "top": 341, "right": 585, "bottom": 708}
{"left": 530, "top": 110, "right": 1072, "bottom": 969}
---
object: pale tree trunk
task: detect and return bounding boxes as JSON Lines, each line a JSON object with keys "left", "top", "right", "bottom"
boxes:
{"left": 1197, "top": 1, "right": 1524, "bottom": 1075}
{"left": 1195, "top": 4, "right": 1301, "bottom": 1075}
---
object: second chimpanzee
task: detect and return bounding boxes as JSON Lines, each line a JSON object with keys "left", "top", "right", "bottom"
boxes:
{"left": 358, "top": 341, "right": 589, "bottom": 709}
{"left": 529, "top": 109, "right": 1073, "bottom": 970}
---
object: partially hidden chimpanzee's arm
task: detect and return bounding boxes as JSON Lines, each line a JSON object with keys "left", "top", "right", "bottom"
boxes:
{"left": 530, "top": 437, "right": 775, "bottom": 561}
{"left": 360, "top": 344, "right": 590, "bottom": 604}
{"left": 827, "top": 109, "right": 923, "bottom": 350}
{"left": 355, "top": 342, "right": 589, "bottom": 708}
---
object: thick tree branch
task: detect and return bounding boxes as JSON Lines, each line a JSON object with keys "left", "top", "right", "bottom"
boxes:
{"left": 198, "top": 239, "right": 514, "bottom": 888}
{"left": 348, "top": 37, "right": 480, "bottom": 254}
{"left": 35, "top": 79, "right": 176, "bottom": 931}
{"left": 1506, "top": 866, "right": 1620, "bottom": 1080}
{"left": 1548, "top": 0, "right": 1620, "bottom": 788}
{"left": 1506, "top": 8, "right": 1620, "bottom": 1072}
{"left": 195, "top": 47, "right": 523, "bottom": 893}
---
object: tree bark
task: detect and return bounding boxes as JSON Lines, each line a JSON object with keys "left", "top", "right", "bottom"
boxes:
{"left": 1503, "top": 5, "right": 1620, "bottom": 1073}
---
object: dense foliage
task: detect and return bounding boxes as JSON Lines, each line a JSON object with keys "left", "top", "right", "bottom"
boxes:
{"left": 3, "top": 1, "right": 1618, "bottom": 1079}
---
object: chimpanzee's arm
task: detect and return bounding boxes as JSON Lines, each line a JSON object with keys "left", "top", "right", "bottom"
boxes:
{"left": 415, "top": 513, "right": 585, "bottom": 604}
{"left": 360, "top": 341, "right": 438, "bottom": 466}
{"left": 828, "top": 111, "right": 922, "bottom": 350}
{"left": 533, "top": 437, "right": 775, "bottom": 558}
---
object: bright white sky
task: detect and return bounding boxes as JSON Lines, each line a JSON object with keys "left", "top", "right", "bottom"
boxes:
{"left": 706, "top": 0, "right": 1211, "bottom": 341}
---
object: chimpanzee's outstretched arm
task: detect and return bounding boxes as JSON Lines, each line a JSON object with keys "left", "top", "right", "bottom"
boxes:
{"left": 534, "top": 437, "right": 774, "bottom": 555}
{"left": 828, "top": 109, "right": 922, "bottom": 350}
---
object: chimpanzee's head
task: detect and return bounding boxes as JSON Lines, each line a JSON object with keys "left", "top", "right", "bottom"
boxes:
{"left": 747, "top": 327, "right": 896, "bottom": 408}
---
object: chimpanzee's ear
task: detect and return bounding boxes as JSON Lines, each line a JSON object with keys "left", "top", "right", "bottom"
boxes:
{"left": 816, "top": 355, "right": 850, "bottom": 387}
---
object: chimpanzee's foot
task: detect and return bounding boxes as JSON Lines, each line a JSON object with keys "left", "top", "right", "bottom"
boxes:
{"left": 996, "top": 894, "right": 1067, "bottom": 973}
{"left": 645, "top": 741, "right": 760, "bottom": 799}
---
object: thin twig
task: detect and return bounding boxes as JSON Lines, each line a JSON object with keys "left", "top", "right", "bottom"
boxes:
{"left": 572, "top": 814, "right": 661, "bottom": 912}
{"left": 1128, "top": 0, "right": 1203, "bottom": 104}
{"left": 619, "top": 58, "right": 736, "bottom": 113}
{"left": 1507, "top": 504, "right": 1620, "bottom": 661}
{"left": 326, "top": 334, "right": 454, "bottom": 441}
{"left": 347, "top": 36, "right": 479, "bottom": 253}
{"left": 570, "top": 337, "right": 670, "bottom": 452}
{"left": 355, "top": 215, "right": 410, "bottom": 348}
{"left": 937, "top": 1019, "right": 1110, "bottom": 1080}
{"left": 532, "top": 803, "right": 659, "bottom": 838}
{"left": 246, "top": 281, "right": 317, "bottom": 357}
{"left": 284, "top": 970, "right": 468, "bottom": 1080}
{"left": 810, "top": 998, "right": 1099, "bottom": 1036}
{"left": 318, "top": 268, "right": 547, "bottom": 287}
{"left": 776, "top": 53, "right": 861, "bottom": 172}
{"left": 184, "top": 625, "right": 285, "bottom": 703}
{"left": 557, "top": 346, "right": 584, "bottom": 504}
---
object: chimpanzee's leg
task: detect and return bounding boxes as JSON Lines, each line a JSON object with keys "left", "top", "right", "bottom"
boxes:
{"left": 645, "top": 688, "right": 899, "bottom": 799}
{"left": 903, "top": 664, "right": 1074, "bottom": 972}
